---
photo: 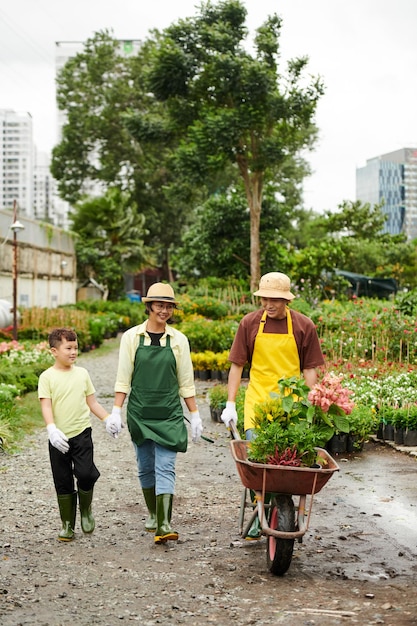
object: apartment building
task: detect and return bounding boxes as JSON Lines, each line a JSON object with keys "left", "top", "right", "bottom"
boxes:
{"left": 356, "top": 148, "right": 417, "bottom": 240}
{"left": 0, "top": 109, "right": 34, "bottom": 217}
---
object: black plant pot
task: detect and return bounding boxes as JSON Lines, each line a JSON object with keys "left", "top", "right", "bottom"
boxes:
{"left": 326, "top": 433, "right": 348, "bottom": 455}
{"left": 404, "top": 429, "right": 417, "bottom": 446}
{"left": 210, "top": 407, "right": 217, "bottom": 422}
{"left": 383, "top": 424, "right": 394, "bottom": 441}
{"left": 346, "top": 434, "right": 364, "bottom": 453}
{"left": 394, "top": 427, "right": 404, "bottom": 445}
{"left": 376, "top": 421, "right": 384, "bottom": 439}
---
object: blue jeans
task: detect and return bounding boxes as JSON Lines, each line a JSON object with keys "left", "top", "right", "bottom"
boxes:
{"left": 245, "top": 428, "right": 256, "bottom": 441}
{"left": 133, "top": 440, "right": 176, "bottom": 495}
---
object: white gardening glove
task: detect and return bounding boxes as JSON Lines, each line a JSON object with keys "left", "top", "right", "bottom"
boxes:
{"left": 190, "top": 410, "right": 203, "bottom": 442}
{"left": 105, "top": 406, "right": 123, "bottom": 438}
{"left": 221, "top": 401, "right": 238, "bottom": 427}
{"left": 47, "top": 424, "right": 69, "bottom": 454}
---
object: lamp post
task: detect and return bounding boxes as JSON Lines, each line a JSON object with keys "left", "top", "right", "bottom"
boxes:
{"left": 10, "top": 201, "right": 24, "bottom": 341}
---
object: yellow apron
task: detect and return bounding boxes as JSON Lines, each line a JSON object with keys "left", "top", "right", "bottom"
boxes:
{"left": 244, "top": 308, "right": 301, "bottom": 431}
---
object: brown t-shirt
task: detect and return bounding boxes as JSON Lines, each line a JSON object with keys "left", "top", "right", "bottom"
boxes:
{"left": 228, "top": 308, "right": 325, "bottom": 371}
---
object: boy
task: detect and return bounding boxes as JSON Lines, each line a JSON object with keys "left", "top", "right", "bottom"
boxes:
{"left": 38, "top": 328, "right": 122, "bottom": 541}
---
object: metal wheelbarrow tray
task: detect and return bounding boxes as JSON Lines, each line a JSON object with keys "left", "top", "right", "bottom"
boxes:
{"left": 230, "top": 439, "right": 339, "bottom": 496}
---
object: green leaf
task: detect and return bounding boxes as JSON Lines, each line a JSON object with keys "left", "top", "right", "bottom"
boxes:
{"left": 334, "top": 414, "right": 350, "bottom": 434}
{"left": 281, "top": 395, "right": 294, "bottom": 414}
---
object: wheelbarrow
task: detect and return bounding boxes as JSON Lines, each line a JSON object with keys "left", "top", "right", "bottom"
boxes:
{"left": 229, "top": 422, "right": 340, "bottom": 575}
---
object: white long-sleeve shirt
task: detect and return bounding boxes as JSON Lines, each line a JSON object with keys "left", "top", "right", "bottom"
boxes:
{"left": 114, "top": 321, "right": 196, "bottom": 399}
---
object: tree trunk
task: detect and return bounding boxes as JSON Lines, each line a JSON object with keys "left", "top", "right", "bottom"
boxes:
{"left": 161, "top": 248, "right": 174, "bottom": 283}
{"left": 245, "top": 172, "right": 263, "bottom": 292}
{"left": 236, "top": 156, "right": 263, "bottom": 291}
{"left": 249, "top": 197, "right": 261, "bottom": 292}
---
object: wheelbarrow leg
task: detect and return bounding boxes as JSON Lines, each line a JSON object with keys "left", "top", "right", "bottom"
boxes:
{"left": 238, "top": 488, "right": 248, "bottom": 534}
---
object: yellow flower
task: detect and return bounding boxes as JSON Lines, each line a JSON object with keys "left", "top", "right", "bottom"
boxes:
{"left": 267, "top": 413, "right": 273, "bottom": 422}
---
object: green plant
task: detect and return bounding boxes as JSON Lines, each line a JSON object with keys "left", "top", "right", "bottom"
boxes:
{"left": 207, "top": 384, "right": 228, "bottom": 410}
{"left": 235, "top": 385, "right": 246, "bottom": 438}
{"left": 1, "top": 391, "right": 44, "bottom": 452}
{"left": 403, "top": 405, "right": 417, "bottom": 430}
{"left": 348, "top": 404, "right": 378, "bottom": 444}
{"left": 249, "top": 418, "right": 325, "bottom": 467}
{"left": 377, "top": 405, "right": 396, "bottom": 426}
{"left": 178, "top": 318, "right": 238, "bottom": 352}
{"left": 389, "top": 407, "right": 408, "bottom": 430}
{"left": 248, "top": 375, "right": 354, "bottom": 466}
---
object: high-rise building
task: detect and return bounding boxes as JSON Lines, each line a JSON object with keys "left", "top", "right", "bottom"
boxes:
{"left": 0, "top": 109, "right": 34, "bottom": 217}
{"left": 33, "top": 151, "right": 53, "bottom": 222}
{"left": 356, "top": 148, "right": 417, "bottom": 240}
{"left": 33, "top": 151, "right": 70, "bottom": 229}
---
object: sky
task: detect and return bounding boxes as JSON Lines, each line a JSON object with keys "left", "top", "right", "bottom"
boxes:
{"left": 1, "top": 0, "right": 417, "bottom": 214}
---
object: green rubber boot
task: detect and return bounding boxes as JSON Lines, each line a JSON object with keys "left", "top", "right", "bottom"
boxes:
{"left": 78, "top": 488, "right": 95, "bottom": 534}
{"left": 142, "top": 487, "right": 157, "bottom": 532}
{"left": 154, "top": 494, "right": 178, "bottom": 544}
{"left": 57, "top": 492, "right": 77, "bottom": 542}
{"left": 246, "top": 490, "right": 270, "bottom": 540}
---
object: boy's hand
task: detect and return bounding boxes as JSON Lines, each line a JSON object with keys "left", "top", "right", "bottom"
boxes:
{"left": 105, "top": 406, "right": 122, "bottom": 438}
{"left": 47, "top": 424, "right": 69, "bottom": 454}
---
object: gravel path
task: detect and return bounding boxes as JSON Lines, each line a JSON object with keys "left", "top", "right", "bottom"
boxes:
{"left": 1, "top": 338, "right": 417, "bottom": 626}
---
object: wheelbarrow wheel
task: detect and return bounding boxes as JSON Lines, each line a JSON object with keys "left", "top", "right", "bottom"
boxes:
{"left": 266, "top": 495, "right": 295, "bottom": 576}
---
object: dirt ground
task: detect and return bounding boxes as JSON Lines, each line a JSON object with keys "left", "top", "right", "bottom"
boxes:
{"left": 1, "top": 339, "right": 417, "bottom": 626}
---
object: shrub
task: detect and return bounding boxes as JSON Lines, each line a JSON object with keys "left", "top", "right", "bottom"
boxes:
{"left": 179, "top": 295, "right": 230, "bottom": 319}
{"left": 178, "top": 318, "right": 238, "bottom": 352}
{"left": 348, "top": 404, "right": 378, "bottom": 442}
{"left": 207, "top": 384, "right": 228, "bottom": 410}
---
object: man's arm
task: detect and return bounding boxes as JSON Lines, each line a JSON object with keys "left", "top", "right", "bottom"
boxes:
{"left": 303, "top": 367, "right": 318, "bottom": 388}
{"left": 227, "top": 363, "right": 244, "bottom": 401}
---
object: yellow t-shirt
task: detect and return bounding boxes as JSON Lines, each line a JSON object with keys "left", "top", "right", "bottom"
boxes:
{"left": 38, "top": 366, "right": 96, "bottom": 439}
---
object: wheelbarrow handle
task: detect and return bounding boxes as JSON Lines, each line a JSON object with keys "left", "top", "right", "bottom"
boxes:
{"left": 229, "top": 421, "right": 241, "bottom": 440}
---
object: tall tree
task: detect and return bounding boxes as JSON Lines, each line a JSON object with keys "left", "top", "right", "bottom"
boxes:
{"left": 173, "top": 182, "right": 298, "bottom": 279}
{"left": 71, "top": 188, "right": 148, "bottom": 300}
{"left": 51, "top": 31, "right": 142, "bottom": 204}
{"left": 51, "top": 31, "right": 193, "bottom": 281}
{"left": 145, "top": 0, "right": 324, "bottom": 289}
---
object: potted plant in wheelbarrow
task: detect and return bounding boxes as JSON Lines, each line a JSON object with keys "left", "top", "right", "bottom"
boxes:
{"left": 248, "top": 373, "right": 354, "bottom": 467}
{"left": 230, "top": 374, "right": 353, "bottom": 576}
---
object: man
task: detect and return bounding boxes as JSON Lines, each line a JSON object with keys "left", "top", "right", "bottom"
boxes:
{"left": 221, "top": 272, "right": 324, "bottom": 538}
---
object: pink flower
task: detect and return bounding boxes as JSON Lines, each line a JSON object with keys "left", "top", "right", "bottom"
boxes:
{"left": 308, "top": 373, "right": 354, "bottom": 414}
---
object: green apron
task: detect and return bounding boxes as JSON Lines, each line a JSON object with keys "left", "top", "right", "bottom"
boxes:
{"left": 127, "top": 334, "right": 188, "bottom": 452}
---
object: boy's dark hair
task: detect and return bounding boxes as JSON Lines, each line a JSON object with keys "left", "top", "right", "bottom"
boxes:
{"left": 48, "top": 328, "right": 77, "bottom": 348}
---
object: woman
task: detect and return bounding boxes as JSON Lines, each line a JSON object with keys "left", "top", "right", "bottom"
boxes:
{"left": 107, "top": 282, "right": 203, "bottom": 544}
